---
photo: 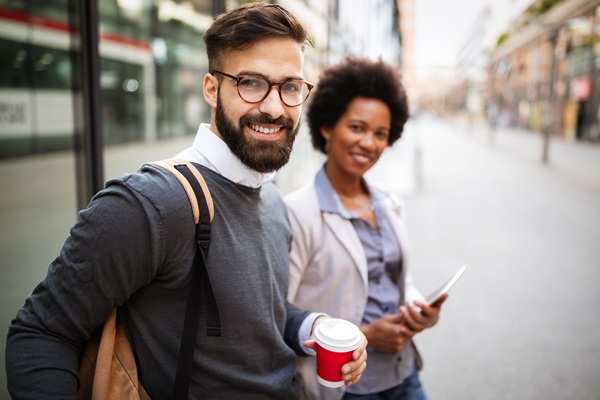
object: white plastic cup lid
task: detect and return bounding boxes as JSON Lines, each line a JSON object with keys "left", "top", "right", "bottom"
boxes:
{"left": 314, "top": 318, "right": 361, "bottom": 352}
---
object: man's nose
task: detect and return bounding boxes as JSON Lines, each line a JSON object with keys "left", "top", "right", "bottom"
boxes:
{"left": 258, "top": 87, "right": 285, "bottom": 119}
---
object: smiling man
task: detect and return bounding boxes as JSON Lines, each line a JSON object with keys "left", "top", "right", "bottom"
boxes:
{"left": 5, "top": 3, "right": 367, "bottom": 399}
{"left": 205, "top": 35, "right": 305, "bottom": 175}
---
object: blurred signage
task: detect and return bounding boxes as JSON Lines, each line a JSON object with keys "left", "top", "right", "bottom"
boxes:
{"left": 567, "top": 48, "right": 593, "bottom": 77}
{"left": 0, "top": 90, "right": 73, "bottom": 137}
{"left": 570, "top": 76, "right": 591, "bottom": 100}
{"left": 0, "top": 91, "right": 31, "bottom": 136}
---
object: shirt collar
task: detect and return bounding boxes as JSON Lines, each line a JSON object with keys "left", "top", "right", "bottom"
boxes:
{"left": 314, "top": 166, "right": 383, "bottom": 219}
{"left": 314, "top": 166, "right": 354, "bottom": 219}
{"left": 174, "top": 123, "right": 277, "bottom": 188}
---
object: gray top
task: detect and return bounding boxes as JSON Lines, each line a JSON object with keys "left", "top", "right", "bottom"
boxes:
{"left": 6, "top": 163, "right": 309, "bottom": 400}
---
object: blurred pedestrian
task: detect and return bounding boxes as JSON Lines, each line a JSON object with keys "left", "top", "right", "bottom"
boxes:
{"left": 5, "top": 3, "right": 367, "bottom": 399}
{"left": 285, "top": 56, "right": 445, "bottom": 400}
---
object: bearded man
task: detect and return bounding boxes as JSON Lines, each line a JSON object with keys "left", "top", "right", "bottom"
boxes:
{"left": 5, "top": 3, "right": 367, "bottom": 399}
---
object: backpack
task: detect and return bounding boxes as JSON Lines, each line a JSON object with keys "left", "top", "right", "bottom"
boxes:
{"left": 78, "top": 159, "right": 221, "bottom": 400}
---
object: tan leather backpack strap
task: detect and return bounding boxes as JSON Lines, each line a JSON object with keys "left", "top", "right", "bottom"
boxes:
{"left": 149, "top": 158, "right": 220, "bottom": 399}
{"left": 150, "top": 159, "right": 214, "bottom": 224}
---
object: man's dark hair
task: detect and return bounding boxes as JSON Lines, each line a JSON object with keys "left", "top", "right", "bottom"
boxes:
{"left": 204, "top": 2, "right": 312, "bottom": 72}
{"left": 307, "top": 56, "right": 410, "bottom": 154}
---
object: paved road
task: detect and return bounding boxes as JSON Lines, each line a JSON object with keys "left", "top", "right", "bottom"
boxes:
{"left": 1, "top": 115, "right": 599, "bottom": 398}
{"left": 392, "top": 116, "right": 600, "bottom": 400}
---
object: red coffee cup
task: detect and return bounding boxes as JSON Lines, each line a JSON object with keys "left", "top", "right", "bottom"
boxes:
{"left": 314, "top": 318, "right": 361, "bottom": 388}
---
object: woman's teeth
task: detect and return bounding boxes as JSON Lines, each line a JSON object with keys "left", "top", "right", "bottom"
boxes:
{"left": 353, "top": 154, "right": 370, "bottom": 163}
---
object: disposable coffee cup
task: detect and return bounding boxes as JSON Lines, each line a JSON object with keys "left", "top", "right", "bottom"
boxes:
{"left": 314, "top": 318, "right": 361, "bottom": 388}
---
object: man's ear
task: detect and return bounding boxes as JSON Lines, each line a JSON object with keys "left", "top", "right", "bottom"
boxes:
{"left": 203, "top": 73, "right": 218, "bottom": 108}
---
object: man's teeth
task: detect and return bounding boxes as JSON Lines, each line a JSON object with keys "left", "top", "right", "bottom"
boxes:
{"left": 251, "top": 124, "right": 280, "bottom": 134}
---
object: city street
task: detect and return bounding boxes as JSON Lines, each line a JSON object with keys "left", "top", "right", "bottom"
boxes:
{"left": 2, "top": 115, "right": 600, "bottom": 398}
{"left": 384, "top": 116, "right": 600, "bottom": 400}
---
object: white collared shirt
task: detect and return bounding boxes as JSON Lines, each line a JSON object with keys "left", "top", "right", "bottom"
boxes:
{"left": 174, "top": 123, "right": 277, "bottom": 188}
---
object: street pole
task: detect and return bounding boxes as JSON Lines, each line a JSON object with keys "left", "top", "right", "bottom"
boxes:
{"left": 69, "top": 0, "right": 105, "bottom": 210}
{"left": 542, "top": 29, "right": 559, "bottom": 165}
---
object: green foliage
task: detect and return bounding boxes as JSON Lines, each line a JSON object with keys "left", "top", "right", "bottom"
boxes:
{"left": 531, "top": 0, "right": 564, "bottom": 16}
{"left": 496, "top": 32, "right": 509, "bottom": 48}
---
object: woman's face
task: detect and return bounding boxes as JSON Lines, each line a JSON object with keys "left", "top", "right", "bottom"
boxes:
{"left": 322, "top": 96, "right": 391, "bottom": 179}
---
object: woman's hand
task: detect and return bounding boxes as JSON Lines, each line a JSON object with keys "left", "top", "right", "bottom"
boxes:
{"left": 360, "top": 315, "right": 414, "bottom": 355}
{"left": 400, "top": 294, "right": 448, "bottom": 334}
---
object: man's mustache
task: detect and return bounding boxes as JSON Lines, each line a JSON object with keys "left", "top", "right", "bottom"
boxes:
{"left": 240, "top": 113, "right": 295, "bottom": 131}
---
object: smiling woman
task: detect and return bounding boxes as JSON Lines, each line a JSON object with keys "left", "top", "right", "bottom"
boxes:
{"left": 285, "top": 56, "right": 448, "bottom": 400}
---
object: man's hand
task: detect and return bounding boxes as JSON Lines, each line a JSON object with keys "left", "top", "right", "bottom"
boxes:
{"left": 340, "top": 331, "right": 368, "bottom": 386}
{"left": 304, "top": 318, "right": 368, "bottom": 387}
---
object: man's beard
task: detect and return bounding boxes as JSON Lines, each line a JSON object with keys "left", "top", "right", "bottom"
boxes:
{"left": 215, "top": 94, "right": 299, "bottom": 173}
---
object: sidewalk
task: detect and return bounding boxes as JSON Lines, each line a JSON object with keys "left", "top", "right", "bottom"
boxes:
{"left": 392, "top": 114, "right": 600, "bottom": 400}
{"left": 448, "top": 116, "right": 600, "bottom": 195}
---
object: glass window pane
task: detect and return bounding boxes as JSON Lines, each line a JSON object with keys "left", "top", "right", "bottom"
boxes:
{"left": 0, "top": 2, "right": 78, "bottom": 397}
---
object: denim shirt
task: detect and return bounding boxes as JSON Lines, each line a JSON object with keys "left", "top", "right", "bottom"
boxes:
{"left": 315, "top": 167, "right": 415, "bottom": 394}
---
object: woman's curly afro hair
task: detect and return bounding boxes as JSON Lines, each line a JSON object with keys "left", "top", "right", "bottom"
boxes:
{"left": 306, "top": 56, "right": 409, "bottom": 154}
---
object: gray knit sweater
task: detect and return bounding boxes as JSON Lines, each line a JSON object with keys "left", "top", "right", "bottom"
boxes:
{"left": 6, "top": 163, "right": 309, "bottom": 399}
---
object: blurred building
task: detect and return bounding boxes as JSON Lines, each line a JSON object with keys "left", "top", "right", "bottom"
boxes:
{"left": 488, "top": 0, "right": 600, "bottom": 141}
{"left": 331, "top": 0, "right": 401, "bottom": 65}
{"left": 0, "top": 0, "right": 217, "bottom": 161}
{"left": 452, "top": 6, "right": 491, "bottom": 120}
{"left": 0, "top": 0, "right": 402, "bottom": 155}
{"left": 0, "top": 0, "right": 404, "bottom": 203}
{"left": 448, "top": 0, "right": 534, "bottom": 121}
{"left": 397, "top": 0, "right": 417, "bottom": 104}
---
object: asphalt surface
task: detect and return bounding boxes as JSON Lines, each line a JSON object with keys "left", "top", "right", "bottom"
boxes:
{"left": 2, "top": 114, "right": 600, "bottom": 399}
{"left": 388, "top": 116, "right": 600, "bottom": 400}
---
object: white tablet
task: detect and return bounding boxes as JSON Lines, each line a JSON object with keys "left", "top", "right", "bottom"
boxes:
{"left": 425, "top": 265, "right": 467, "bottom": 305}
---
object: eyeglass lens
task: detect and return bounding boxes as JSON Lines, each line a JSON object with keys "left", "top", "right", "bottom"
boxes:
{"left": 237, "top": 76, "right": 310, "bottom": 106}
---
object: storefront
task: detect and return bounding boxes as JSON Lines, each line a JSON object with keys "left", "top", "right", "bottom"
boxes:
{"left": 563, "top": 8, "right": 600, "bottom": 140}
{"left": 0, "top": 0, "right": 227, "bottom": 160}
{"left": 488, "top": 0, "right": 600, "bottom": 142}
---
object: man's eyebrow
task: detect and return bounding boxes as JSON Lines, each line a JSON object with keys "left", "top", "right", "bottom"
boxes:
{"left": 236, "top": 70, "right": 305, "bottom": 81}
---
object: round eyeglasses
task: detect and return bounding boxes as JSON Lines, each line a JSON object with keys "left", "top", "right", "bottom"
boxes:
{"left": 211, "top": 70, "right": 313, "bottom": 107}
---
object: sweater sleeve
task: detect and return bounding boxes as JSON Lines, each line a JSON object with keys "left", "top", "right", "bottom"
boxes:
{"left": 5, "top": 174, "right": 164, "bottom": 399}
{"left": 284, "top": 300, "right": 313, "bottom": 356}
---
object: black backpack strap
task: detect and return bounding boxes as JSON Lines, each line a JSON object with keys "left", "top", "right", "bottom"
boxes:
{"left": 149, "top": 159, "right": 221, "bottom": 400}
{"left": 174, "top": 163, "right": 222, "bottom": 337}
